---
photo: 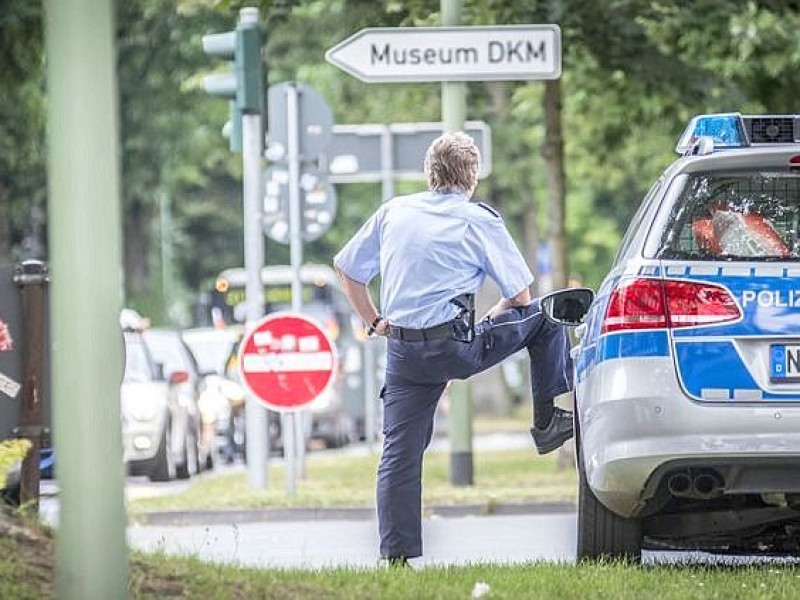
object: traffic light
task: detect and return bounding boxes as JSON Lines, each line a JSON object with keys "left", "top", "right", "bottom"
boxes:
{"left": 202, "top": 7, "right": 264, "bottom": 152}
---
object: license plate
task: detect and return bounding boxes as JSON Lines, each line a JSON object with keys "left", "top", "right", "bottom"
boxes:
{"left": 770, "top": 344, "right": 800, "bottom": 383}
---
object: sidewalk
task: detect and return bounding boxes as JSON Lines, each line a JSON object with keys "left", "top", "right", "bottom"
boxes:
{"left": 135, "top": 499, "right": 576, "bottom": 526}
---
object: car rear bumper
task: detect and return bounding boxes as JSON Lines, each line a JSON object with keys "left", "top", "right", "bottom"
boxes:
{"left": 578, "top": 357, "right": 800, "bottom": 517}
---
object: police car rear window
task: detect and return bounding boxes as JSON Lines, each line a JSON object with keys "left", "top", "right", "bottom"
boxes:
{"left": 657, "top": 171, "right": 800, "bottom": 261}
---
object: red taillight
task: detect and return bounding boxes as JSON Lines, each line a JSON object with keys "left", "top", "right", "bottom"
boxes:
{"left": 601, "top": 278, "right": 740, "bottom": 334}
{"left": 168, "top": 370, "right": 190, "bottom": 385}
{"left": 601, "top": 279, "right": 667, "bottom": 334}
{"left": 663, "top": 280, "right": 740, "bottom": 327}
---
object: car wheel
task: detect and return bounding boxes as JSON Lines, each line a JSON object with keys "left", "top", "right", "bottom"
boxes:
{"left": 576, "top": 415, "right": 642, "bottom": 562}
{"left": 150, "top": 426, "right": 176, "bottom": 482}
{"left": 176, "top": 427, "right": 199, "bottom": 480}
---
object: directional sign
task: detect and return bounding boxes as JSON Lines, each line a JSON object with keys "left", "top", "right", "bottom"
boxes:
{"left": 326, "top": 25, "right": 561, "bottom": 83}
{"left": 323, "top": 121, "right": 491, "bottom": 183}
{"left": 237, "top": 312, "right": 337, "bottom": 412}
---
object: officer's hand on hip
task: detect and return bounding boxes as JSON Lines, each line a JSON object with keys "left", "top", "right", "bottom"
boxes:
{"left": 374, "top": 317, "right": 390, "bottom": 337}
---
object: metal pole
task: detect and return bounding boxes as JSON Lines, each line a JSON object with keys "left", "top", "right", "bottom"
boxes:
{"left": 242, "top": 110, "right": 269, "bottom": 490}
{"left": 441, "top": 0, "right": 473, "bottom": 486}
{"left": 362, "top": 125, "right": 396, "bottom": 450}
{"left": 44, "top": 0, "right": 129, "bottom": 596}
{"left": 380, "top": 125, "right": 394, "bottom": 202}
{"left": 14, "top": 260, "right": 48, "bottom": 513}
{"left": 363, "top": 341, "right": 377, "bottom": 451}
{"left": 284, "top": 82, "right": 303, "bottom": 496}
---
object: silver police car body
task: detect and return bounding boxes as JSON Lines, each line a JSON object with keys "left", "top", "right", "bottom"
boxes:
{"left": 566, "top": 114, "right": 800, "bottom": 559}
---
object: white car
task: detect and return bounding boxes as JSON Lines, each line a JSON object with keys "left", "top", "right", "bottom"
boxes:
{"left": 121, "top": 323, "right": 198, "bottom": 482}
{"left": 547, "top": 113, "right": 800, "bottom": 560}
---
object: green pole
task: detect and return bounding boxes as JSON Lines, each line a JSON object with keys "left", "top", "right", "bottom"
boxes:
{"left": 44, "top": 1, "right": 129, "bottom": 597}
{"left": 441, "top": 0, "right": 473, "bottom": 486}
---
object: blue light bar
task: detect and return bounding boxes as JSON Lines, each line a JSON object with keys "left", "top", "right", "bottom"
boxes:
{"left": 675, "top": 113, "right": 748, "bottom": 154}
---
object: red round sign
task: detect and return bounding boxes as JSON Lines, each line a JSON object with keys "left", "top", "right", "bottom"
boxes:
{"left": 237, "top": 312, "right": 337, "bottom": 412}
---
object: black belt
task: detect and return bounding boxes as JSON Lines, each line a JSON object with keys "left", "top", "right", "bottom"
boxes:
{"left": 388, "top": 321, "right": 453, "bottom": 341}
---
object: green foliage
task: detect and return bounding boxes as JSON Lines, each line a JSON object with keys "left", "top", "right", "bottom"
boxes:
{"left": 0, "top": 439, "right": 31, "bottom": 489}
{"left": 7, "top": 1, "right": 800, "bottom": 319}
{"left": 0, "top": 1, "right": 46, "bottom": 263}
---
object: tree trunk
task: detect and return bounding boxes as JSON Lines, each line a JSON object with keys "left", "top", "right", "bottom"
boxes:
{"left": 522, "top": 196, "right": 540, "bottom": 298}
{"left": 0, "top": 185, "right": 11, "bottom": 264}
{"left": 124, "top": 201, "right": 151, "bottom": 301}
{"left": 541, "top": 78, "right": 567, "bottom": 292}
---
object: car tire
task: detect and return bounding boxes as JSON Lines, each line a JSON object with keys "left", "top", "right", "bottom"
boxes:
{"left": 150, "top": 426, "right": 176, "bottom": 483}
{"left": 176, "top": 427, "right": 199, "bottom": 480}
{"left": 576, "top": 415, "right": 642, "bottom": 562}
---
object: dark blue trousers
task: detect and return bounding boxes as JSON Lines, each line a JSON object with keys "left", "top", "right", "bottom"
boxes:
{"left": 377, "top": 300, "right": 574, "bottom": 558}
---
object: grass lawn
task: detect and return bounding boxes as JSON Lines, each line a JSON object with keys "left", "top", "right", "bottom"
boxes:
{"left": 128, "top": 447, "right": 577, "bottom": 515}
{"left": 128, "top": 556, "right": 800, "bottom": 600}
{"left": 5, "top": 522, "right": 800, "bottom": 600}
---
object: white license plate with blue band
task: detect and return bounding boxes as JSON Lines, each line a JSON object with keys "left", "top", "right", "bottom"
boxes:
{"left": 771, "top": 344, "right": 800, "bottom": 383}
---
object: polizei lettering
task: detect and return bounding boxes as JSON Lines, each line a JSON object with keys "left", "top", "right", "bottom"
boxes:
{"left": 741, "top": 289, "right": 800, "bottom": 308}
{"left": 370, "top": 40, "right": 548, "bottom": 68}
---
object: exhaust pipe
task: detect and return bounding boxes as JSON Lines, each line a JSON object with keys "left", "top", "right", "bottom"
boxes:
{"left": 667, "top": 472, "right": 693, "bottom": 497}
{"left": 667, "top": 470, "right": 725, "bottom": 499}
{"left": 692, "top": 471, "right": 724, "bottom": 500}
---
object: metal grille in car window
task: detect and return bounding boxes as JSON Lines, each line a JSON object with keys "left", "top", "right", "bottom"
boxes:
{"left": 659, "top": 172, "right": 800, "bottom": 260}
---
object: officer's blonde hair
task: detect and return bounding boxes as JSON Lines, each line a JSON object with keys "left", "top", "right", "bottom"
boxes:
{"left": 424, "top": 132, "right": 480, "bottom": 194}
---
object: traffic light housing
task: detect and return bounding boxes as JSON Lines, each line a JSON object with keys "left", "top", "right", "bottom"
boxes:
{"left": 202, "top": 7, "right": 264, "bottom": 152}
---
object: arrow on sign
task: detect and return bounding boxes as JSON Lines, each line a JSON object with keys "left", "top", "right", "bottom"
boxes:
{"left": 326, "top": 25, "right": 561, "bottom": 83}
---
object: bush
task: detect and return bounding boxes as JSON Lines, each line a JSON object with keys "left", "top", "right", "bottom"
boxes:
{"left": 0, "top": 440, "right": 31, "bottom": 490}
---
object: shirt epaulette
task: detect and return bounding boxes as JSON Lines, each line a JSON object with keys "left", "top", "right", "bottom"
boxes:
{"left": 477, "top": 202, "right": 501, "bottom": 218}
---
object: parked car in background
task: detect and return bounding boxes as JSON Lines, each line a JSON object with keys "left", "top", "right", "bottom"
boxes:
{"left": 183, "top": 326, "right": 240, "bottom": 376}
{"left": 120, "top": 320, "right": 195, "bottom": 482}
{"left": 142, "top": 328, "right": 214, "bottom": 473}
{"left": 183, "top": 326, "right": 246, "bottom": 463}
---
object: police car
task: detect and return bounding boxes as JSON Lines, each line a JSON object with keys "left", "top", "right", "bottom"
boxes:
{"left": 546, "top": 113, "right": 800, "bottom": 560}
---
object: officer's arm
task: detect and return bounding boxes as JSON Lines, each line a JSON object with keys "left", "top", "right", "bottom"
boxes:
{"left": 334, "top": 266, "right": 389, "bottom": 335}
{"left": 483, "top": 287, "right": 532, "bottom": 320}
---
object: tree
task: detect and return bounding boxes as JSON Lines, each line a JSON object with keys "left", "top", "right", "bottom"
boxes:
{"left": 0, "top": 1, "right": 46, "bottom": 263}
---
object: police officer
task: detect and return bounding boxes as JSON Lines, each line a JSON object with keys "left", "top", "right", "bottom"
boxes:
{"left": 333, "top": 132, "right": 574, "bottom": 566}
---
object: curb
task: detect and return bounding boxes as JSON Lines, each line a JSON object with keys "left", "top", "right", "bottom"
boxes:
{"left": 133, "top": 501, "right": 576, "bottom": 527}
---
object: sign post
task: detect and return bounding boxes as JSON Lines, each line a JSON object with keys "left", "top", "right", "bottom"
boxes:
{"left": 440, "top": 0, "right": 472, "bottom": 487}
{"left": 265, "top": 82, "right": 336, "bottom": 489}
{"left": 237, "top": 313, "right": 337, "bottom": 495}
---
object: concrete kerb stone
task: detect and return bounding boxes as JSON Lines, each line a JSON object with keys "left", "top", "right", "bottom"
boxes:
{"left": 133, "top": 501, "right": 576, "bottom": 527}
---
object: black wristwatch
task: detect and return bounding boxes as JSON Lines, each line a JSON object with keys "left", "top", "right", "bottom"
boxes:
{"left": 367, "top": 315, "right": 385, "bottom": 336}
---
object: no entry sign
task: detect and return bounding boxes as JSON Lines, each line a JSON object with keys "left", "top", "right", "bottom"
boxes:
{"left": 237, "top": 312, "right": 337, "bottom": 412}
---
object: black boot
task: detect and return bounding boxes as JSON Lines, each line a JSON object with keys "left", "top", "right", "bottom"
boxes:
{"left": 530, "top": 407, "right": 574, "bottom": 454}
{"left": 379, "top": 556, "right": 410, "bottom": 569}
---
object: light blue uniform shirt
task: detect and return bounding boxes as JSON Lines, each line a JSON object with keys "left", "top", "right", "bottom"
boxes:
{"left": 334, "top": 190, "right": 533, "bottom": 329}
